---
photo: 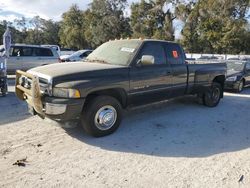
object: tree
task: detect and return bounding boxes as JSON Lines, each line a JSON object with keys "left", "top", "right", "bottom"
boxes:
{"left": 0, "top": 0, "right": 249, "bottom": 54}
{"left": 180, "top": 1, "right": 205, "bottom": 53}
{"left": 150, "top": 0, "right": 177, "bottom": 41}
{"left": 59, "top": 4, "right": 87, "bottom": 49}
{"left": 130, "top": 0, "right": 185, "bottom": 41}
{"left": 130, "top": 0, "right": 155, "bottom": 38}
{"left": 40, "top": 19, "right": 60, "bottom": 45}
{"left": 0, "top": 23, "right": 5, "bottom": 39}
{"left": 22, "top": 16, "right": 45, "bottom": 44}
{"left": 181, "top": 0, "right": 250, "bottom": 54}
{"left": 13, "top": 17, "right": 28, "bottom": 43}
{"left": 84, "top": 0, "right": 131, "bottom": 48}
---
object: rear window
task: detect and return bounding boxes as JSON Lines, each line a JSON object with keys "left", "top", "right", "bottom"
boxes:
{"left": 34, "top": 48, "right": 53, "bottom": 56}
{"left": 165, "top": 43, "right": 184, "bottom": 64}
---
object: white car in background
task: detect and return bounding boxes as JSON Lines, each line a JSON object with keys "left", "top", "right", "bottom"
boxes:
{"left": 60, "top": 48, "right": 75, "bottom": 56}
{"left": 0, "top": 44, "right": 60, "bottom": 74}
{"left": 60, "top": 49, "right": 93, "bottom": 62}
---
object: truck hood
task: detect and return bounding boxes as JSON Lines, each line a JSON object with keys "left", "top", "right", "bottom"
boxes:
{"left": 28, "top": 61, "right": 129, "bottom": 85}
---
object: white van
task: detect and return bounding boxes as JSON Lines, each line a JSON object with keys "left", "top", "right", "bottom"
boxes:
{"left": 0, "top": 44, "right": 60, "bottom": 74}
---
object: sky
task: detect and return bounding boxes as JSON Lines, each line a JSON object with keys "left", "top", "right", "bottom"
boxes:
{"left": 0, "top": 0, "right": 139, "bottom": 22}
{"left": 0, "top": 0, "right": 185, "bottom": 38}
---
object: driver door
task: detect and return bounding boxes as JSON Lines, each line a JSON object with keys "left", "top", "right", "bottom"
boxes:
{"left": 129, "top": 41, "right": 173, "bottom": 105}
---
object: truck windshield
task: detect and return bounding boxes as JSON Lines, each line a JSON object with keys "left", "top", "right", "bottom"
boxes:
{"left": 227, "top": 61, "right": 245, "bottom": 71}
{"left": 86, "top": 40, "right": 142, "bottom": 66}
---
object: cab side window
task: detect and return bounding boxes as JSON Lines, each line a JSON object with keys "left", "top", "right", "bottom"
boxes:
{"left": 137, "top": 42, "right": 166, "bottom": 65}
{"left": 165, "top": 43, "right": 184, "bottom": 64}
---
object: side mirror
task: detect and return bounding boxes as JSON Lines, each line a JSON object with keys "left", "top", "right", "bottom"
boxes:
{"left": 140, "top": 55, "right": 155, "bottom": 66}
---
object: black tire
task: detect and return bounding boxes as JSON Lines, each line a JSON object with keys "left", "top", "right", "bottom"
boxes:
{"left": 196, "top": 93, "right": 204, "bottom": 105}
{"left": 236, "top": 80, "right": 244, "bottom": 93}
{"left": 203, "top": 82, "right": 222, "bottom": 107}
{"left": 81, "top": 95, "right": 122, "bottom": 137}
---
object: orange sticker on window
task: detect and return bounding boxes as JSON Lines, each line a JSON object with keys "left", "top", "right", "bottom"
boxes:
{"left": 172, "top": 50, "right": 178, "bottom": 58}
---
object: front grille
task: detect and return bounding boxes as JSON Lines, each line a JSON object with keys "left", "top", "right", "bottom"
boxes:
{"left": 20, "top": 76, "right": 51, "bottom": 96}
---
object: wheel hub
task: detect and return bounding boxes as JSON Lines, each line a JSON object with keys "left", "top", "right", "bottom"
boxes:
{"left": 211, "top": 88, "right": 220, "bottom": 102}
{"left": 94, "top": 106, "right": 117, "bottom": 130}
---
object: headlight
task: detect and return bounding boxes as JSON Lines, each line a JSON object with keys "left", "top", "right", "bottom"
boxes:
{"left": 226, "top": 76, "right": 237, "bottom": 82}
{"left": 53, "top": 88, "right": 81, "bottom": 98}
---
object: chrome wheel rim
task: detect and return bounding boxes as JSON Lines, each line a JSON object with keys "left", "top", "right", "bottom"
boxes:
{"left": 94, "top": 105, "right": 117, "bottom": 130}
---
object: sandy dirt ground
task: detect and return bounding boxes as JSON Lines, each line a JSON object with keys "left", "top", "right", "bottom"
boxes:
{"left": 0, "top": 79, "right": 250, "bottom": 188}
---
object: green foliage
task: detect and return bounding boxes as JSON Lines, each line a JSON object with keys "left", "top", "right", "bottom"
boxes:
{"left": 1, "top": 16, "right": 60, "bottom": 45}
{"left": 84, "top": 0, "right": 131, "bottom": 48}
{"left": 40, "top": 19, "right": 60, "bottom": 45}
{"left": 181, "top": 0, "right": 250, "bottom": 54}
{"left": 0, "top": 0, "right": 249, "bottom": 54}
{"left": 130, "top": 0, "right": 177, "bottom": 41}
{"left": 130, "top": 0, "right": 155, "bottom": 38}
{"left": 59, "top": 4, "right": 87, "bottom": 49}
{"left": 0, "top": 24, "right": 5, "bottom": 38}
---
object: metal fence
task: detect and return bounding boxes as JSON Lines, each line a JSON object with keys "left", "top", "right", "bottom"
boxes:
{"left": 186, "top": 53, "right": 250, "bottom": 60}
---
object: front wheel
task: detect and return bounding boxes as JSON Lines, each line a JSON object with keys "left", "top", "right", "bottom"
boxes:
{"left": 81, "top": 96, "right": 122, "bottom": 137}
{"left": 203, "top": 82, "right": 222, "bottom": 107}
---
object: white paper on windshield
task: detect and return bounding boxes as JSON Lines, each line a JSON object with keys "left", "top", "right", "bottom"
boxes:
{"left": 121, "top": 47, "right": 135, "bottom": 53}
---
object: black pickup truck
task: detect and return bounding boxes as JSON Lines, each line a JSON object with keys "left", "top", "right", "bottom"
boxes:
{"left": 16, "top": 39, "right": 226, "bottom": 137}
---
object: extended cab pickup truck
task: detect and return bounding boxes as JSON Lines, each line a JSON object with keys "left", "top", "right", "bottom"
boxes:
{"left": 16, "top": 39, "right": 226, "bottom": 137}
